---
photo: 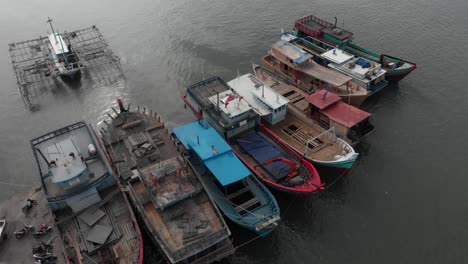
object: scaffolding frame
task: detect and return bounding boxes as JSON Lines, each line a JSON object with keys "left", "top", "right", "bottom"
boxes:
{"left": 8, "top": 25, "right": 122, "bottom": 111}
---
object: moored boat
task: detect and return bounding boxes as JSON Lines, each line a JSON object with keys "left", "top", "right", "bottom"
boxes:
{"left": 182, "top": 76, "right": 324, "bottom": 194}
{"left": 262, "top": 40, "right": 369, "bottom": 107}
{"left": 282, "top": 33, "right": 388, "bottom": 95}
{"left": 100, "top": 100, "right": 235, "bottom": 263}
{"left": 31, "top": 121, "right": 143, "bottom": 264}
{"left": 46, "top": 17, "right": 83, "bottom": 80}
{"left": 229, "top": 72, "right": 358, "bottom": 170}
{"left": 172, "top": 120, "right": 281, "bottom": 236}
{"left": 253, "top": 63, "right": 374, "bottom": 146}
{"left": 293, "top": 15, "right": 417, "bottom": 82}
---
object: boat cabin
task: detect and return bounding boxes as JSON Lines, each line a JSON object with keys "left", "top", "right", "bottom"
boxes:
{"left": 305, "top": 90, "right": 374, "bottom": 144}
{"left": 48, "top": 33, "right": 70, "bottom": 58}
{"left": 321, "top": 48, "right": 387, "bottom": 92}
{"left": 32, "top": 122, "right": 115, "bottom": 213}
{"left": 45, "top": 138, "right": 89, "bottom": 189}
{"left": 228, "top": 74, "right": 289, "bottom": 125}
{"left": 266, "top": 41, "right": 356, "bottom": 94}
{"left": 208, "top": 90, "right": 253, "bottom": 126}
{"left": 184, "top": 76, "right": 259, "bottom": 139}
{"left": 174, "top": 120, "right": 251, "bottom": 187}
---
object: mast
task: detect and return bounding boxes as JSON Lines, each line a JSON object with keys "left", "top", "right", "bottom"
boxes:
{"left": 46, "top": 17, "right": 57, "bottom": 42}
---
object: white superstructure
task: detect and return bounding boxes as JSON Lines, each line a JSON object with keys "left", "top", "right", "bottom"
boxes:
{"left": 228, "top": 74, "right": 288, "bottom": 125}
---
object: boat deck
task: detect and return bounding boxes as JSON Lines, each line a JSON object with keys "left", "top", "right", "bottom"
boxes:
{"left": 255, "top": 65, "right": 310, "bottom": 111}
{"left": 102, "top": 109, "right": 233, "bottom": 263}
{"left": 32, "top": 122, "right": 109, "bottom": 203}
{"left": 59, "top": 189, "right": 140, "bottom": 264}
{"left": 296, "top": 15, "right": 354, "bottom": 41}
{"left": 267, "top": 113, "right": 346, "bottom": 161}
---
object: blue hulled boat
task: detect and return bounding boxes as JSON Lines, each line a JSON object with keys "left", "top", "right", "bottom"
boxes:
{"left": 172, "top": 120, "right": 280, "bottom": 236}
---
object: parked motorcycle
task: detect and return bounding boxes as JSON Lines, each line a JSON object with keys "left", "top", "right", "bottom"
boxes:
{"left": 13, "top": 223, "right": 35, "bottom": 239}
{"left": 33, "top": 252, "right": 57, "bottom": 262}
{"left": 22, "top": 199, "right": 38, "bottom": 214}
{"left": 32, "top": 239, "right": 54, "bottom": 254}
{"left": 33, "top": 224, "right": 53, "bottom": 238}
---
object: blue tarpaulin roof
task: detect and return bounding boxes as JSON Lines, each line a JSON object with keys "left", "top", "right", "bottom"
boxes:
{"left": 173, "top": 120, "right": 250, "bottom": 186}
{"left": 235, "top": 132, "right": 293, "bottom": 181}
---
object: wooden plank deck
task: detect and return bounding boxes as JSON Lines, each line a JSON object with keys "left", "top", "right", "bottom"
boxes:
{"left": 268, "top": 113, "right": 345, "bottom": 161}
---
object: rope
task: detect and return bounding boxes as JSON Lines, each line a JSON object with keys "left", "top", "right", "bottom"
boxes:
{"left": 233, "top": 232, "right": 265, "bottom": 250}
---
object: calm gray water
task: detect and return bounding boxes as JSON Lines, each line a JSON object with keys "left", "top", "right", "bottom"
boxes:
{"left": 1, "top": 0, "right": 468, "bottom": 263}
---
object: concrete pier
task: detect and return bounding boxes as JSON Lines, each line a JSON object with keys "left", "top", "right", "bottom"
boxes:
{"left": 0, "top": 187, "right": 66, "bottom": 264}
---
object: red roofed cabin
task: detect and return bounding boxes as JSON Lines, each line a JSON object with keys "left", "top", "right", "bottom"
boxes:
{"left": 305, "top": 90, "right": 374, "bottom": 145}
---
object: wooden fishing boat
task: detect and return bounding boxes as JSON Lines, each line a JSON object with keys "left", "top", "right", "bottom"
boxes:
{"left": 253, "top": 64, "right": 374, "bottom": 146}
{"left": 282, "top": 33, "right": 388, "bottom": 95}
{"left": 182, "top": 76, "right": 324, "bottom": 194}
{"left": 229, "top": 72, "right": 358, "bottom": 170}
{"left": 262, "top": 40, "right": 369, "bottom": 107}
{"left": 293, "top": 15, "right": 417, "bottom": 82}
{"left": 31, "top": 121, "right": 143, "bottom": 264}
{"left": 100, "top": 100, "right": 235, "bottom": 263}
{"left": 172, "top": 120, "right": 281, "bottom": 236}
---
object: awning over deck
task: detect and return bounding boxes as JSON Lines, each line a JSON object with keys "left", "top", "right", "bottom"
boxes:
{"left": 322, "top": 101, "right": 371, "bottom": 128}
{"left": 173, "top": 121, "right": 250, "bottom": 186}
{"left": 305, "top": 90, "right": 341, "bottom": 110}
{"left": 297, "top": 60, "right": 352, "bottom": 87}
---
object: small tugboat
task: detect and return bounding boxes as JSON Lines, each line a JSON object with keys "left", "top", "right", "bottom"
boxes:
{"left": 31, "top": 121, "right": 143, "bottom": 263}
{"left": 254, "top": 64, "right": 374, "bottom": 146}
{"left": 100, "top": 100, "right": 235, "bottom": 263}
{"left": 293, "top": 15, "right": 417, "bottom": 82}
{"left": 46, "top": 17, "right": 82, "bottom": 80}
{"left": 262, "top": 40, "right": 369, "bottom": 107}
{"left": 282, "top": 33, "right": 388, "bottom": 95}
{"left": 172, "top": 120, "right": 280, "bottom": 236}
{"left": 228, "top": 73, "right": 358, "bottom": 170}
{"left": 182, "top": 77, "right": 324, "bottom": 194}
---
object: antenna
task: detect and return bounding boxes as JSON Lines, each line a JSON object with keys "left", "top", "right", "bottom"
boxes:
{"left": 262, "top": 83, "right": 265, "bottom": 98}
{"left": 46, "top": 17, "right": 57, "bottom": 41}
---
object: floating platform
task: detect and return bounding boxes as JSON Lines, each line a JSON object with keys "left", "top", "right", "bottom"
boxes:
{"left": 8, "top": 25, "right": 122, "bottom": 111}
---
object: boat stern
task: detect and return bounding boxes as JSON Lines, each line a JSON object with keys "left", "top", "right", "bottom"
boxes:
{"left": 255, "top": 215, "right": 281, "bottom": 237}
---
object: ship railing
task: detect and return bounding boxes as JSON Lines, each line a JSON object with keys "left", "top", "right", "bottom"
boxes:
{"left": 295, "top": 15, "right": 335, "bottom": 28}
{"left": 31, "top": 121, "right": 86, "bottom": 146}
{"left": 294, "top": 15, "right": 334, "bottom": 38}
{"left": 172, "top": 228, "right": 229, "bottom": 261}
